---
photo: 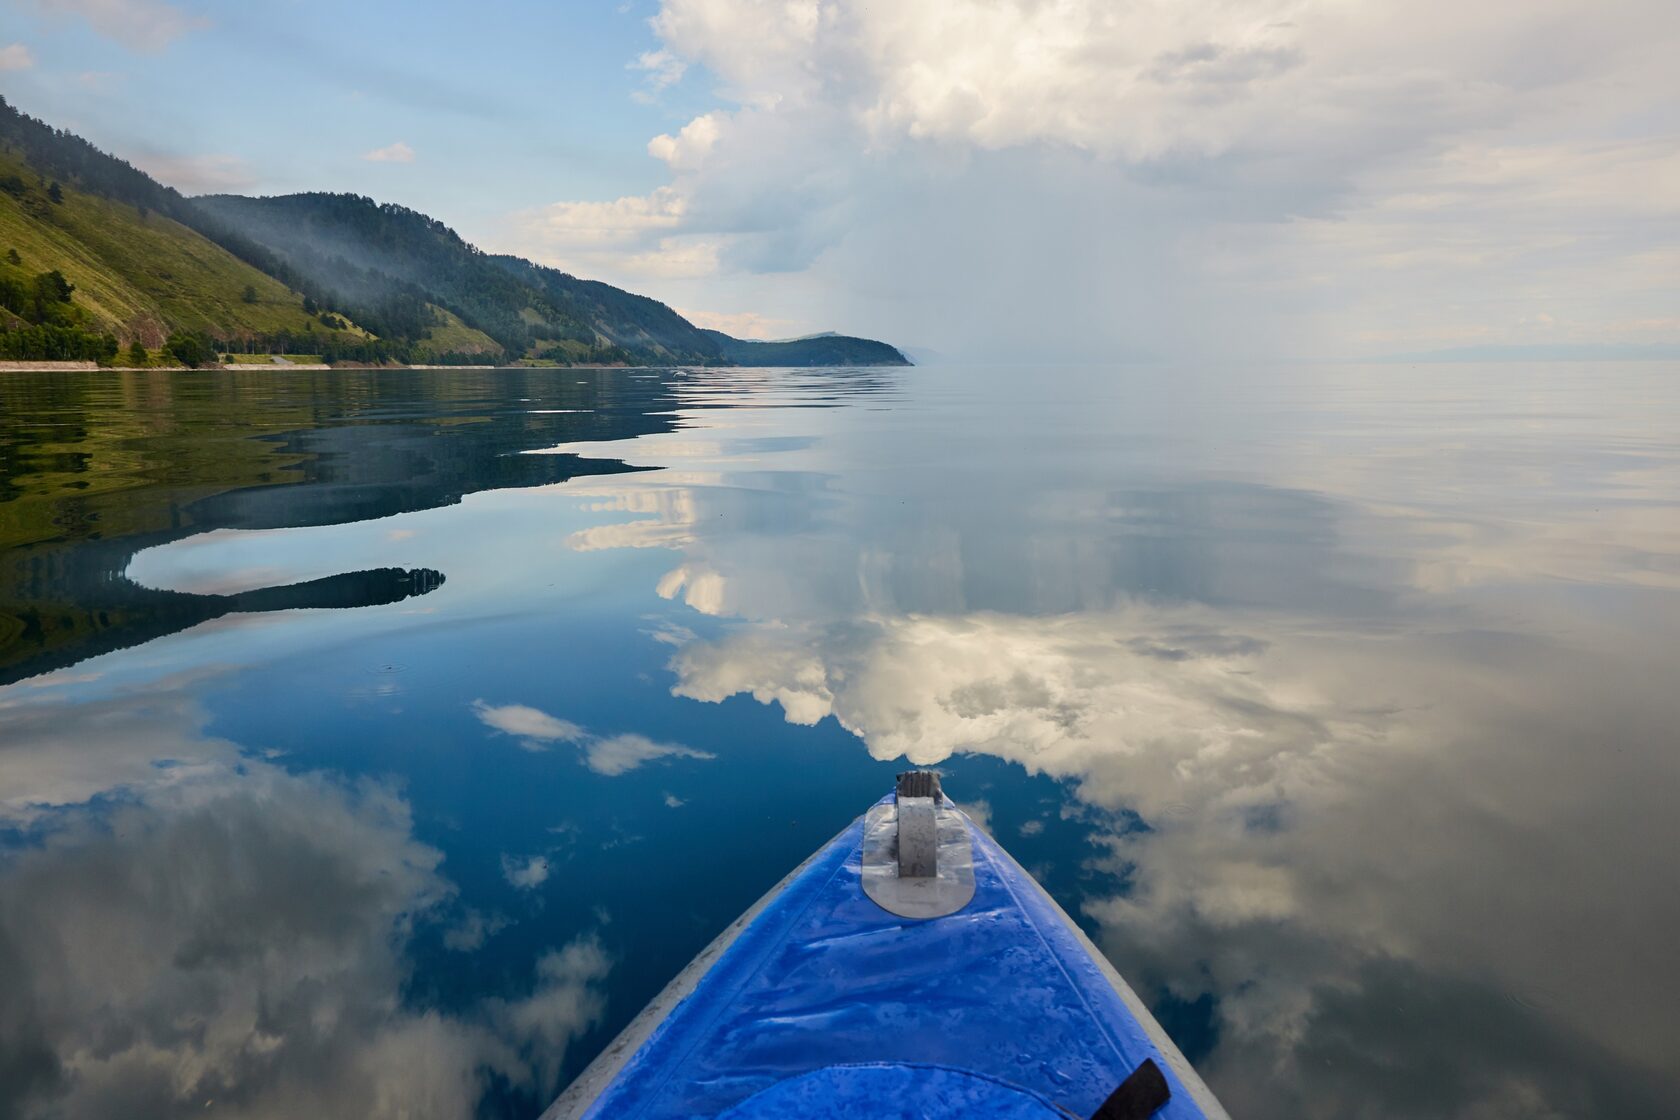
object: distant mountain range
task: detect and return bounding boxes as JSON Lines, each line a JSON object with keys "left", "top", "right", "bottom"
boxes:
{"left": 0, "top": 95, "right": 906, "bottom": 368}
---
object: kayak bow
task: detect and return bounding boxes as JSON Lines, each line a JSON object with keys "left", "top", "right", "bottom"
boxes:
{"left": 546, "top": 773, "right": 1229, "bottom": 1120}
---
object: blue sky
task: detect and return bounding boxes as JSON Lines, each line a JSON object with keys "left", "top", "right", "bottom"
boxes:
{"left": 1, "top": 2, "right": 686, "bottom": 222}
{"left": 3, "top": 0, "right": 1678, "bottom": 357}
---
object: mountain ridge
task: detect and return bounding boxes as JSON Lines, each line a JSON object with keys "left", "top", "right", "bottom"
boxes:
{"left": 0, "top": 95, "right": 906, "bottom": 368}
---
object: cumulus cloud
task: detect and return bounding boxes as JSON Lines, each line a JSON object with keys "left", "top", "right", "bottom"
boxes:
{"left": 675, "top": 306, "right": 800, "bottom": 339}
{"left": 130, "top": 151, "right": 259, "bottom": 193}
{"left": 500, "top": 0, "right": 1680, "bottom": 359}
{"left": 506, "top": 188, "right": 723, "bottom": 280}
{"left": 0, "top": 699, "right": 610, "bottom": 1120}
{"left": 0, "top": 43, "right": 34, "bottom": 70}
{"left": 32, "top": 0, "right": 206, "bottom": 52}
{"left": 519, "top": 187, "right": 685, "bottom": 247}
{"left": 0, "top": 685, "right": 239, "bottom": 822}
{"left": 654, "top": 0, "right": 1322, "bottom": 159}
{"left": 1074, "top": 615, "right": 1680, "bottom": 1117}
{"left": 646, "top": 113, "right": 720, "bottom": 170}
{"left": 668, "top": 607, "right": 1325, "bottom": 802}
{"left": 363, "top": 140, "right": 416, "bottom": 163}
{"left": 472, "top": 700, "right": 587, "bottom": 750}
{"left": 664, "top": 597, "right": 1680, "bottom": 1113}
{"left": 472, "top": 701, "right": 713, "bottom": 775}
{"left": 547, "top": 398, "right": 1680, "bottom": 1114}
{"left": 654, "top": 562, "right": 727, "bottom": 614}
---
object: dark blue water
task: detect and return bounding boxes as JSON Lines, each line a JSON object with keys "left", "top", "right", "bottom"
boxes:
{"left": 1, "top": 364, "right": 1677, "bottom": 1119}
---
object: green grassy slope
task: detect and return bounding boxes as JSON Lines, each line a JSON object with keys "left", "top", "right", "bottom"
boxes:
{"left": 0, "top": 149, "right": 359, "bottom": 346}
{"left": 1, "top": 93, "right": 905, "bottom": 367}
{"left": 413, "top": 306, "right": 500, "bottom": 359}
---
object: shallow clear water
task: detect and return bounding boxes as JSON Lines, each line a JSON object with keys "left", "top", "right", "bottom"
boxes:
{"left": 1, "top": 364, "right": 1677, "bottom": 1119}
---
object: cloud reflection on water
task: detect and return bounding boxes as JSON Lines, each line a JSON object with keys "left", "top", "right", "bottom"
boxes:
{"left": 472, "top": 701, "right": 715, "bottom": 775}
{"left": 556, "top": 378, "right": 1680, "bottom": 1117}
{"left": 0, "top": 685, "right": 609, "bottom": 1120}
{"left": 5, "top": 365, "right": 1678, "bottom": 1119}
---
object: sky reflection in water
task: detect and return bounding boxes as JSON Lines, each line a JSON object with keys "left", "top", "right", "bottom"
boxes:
{"left": 1, "top": 364, "right": 1677, "bottom": 1119}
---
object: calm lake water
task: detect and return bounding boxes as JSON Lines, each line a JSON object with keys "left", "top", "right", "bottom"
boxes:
{"left": 1, "top": 364, "right": 1677, "bottom": 1119}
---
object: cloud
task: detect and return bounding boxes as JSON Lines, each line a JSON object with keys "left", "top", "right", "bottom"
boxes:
{"left": 613, "top": 237, "right": 722, "bottom": 279}
{"left": 581, "top": 733, "right": 713, "bottom": 777}
{"left": 675, "top": 306, "right": 801, "bottom": 339}
{"left": 631, "top": 47, "right": 687, "bottom": 98}
{"left": 506, "top": 188, "right": 722, "bottom": 281}
{"left": 483, "top": 938, "right": 611, "bottom": 1094}
{"left": 501, "top": 853, "right": 552, "bottom": 890}
{"left": 0, "top": 706, "right": 610, "bottom": 1119}
{"left": 472, "top": 700, "right": 587, "bottom": 751}
{"left": 498, "top": 0, "right": 1680, "bottom": 359}
{"left": 544, "top": 410, "right": 1680, "bottom": 1113}
{"left": 653, "top": 0, "right": 1320, "bottom": 159}
{"left": 129, "top": 151, "right": 259, "bottom": 194}
{"left": 0, "top": 43, "right": 34, "bottom": 70}
{"left": 472, "top": 701, "right": 714, "bottom": 775}
{"left": 664, "top": 598, "right": 1680, "bottom": 1113}
{"left": 1072, "top": 617, "right": 1680, "bottom": 1116}
{"left": 442, "top": 909, "right": 511, "bottom": 952}
{"left": 519, "top": 189, "right": 685, "bottom": 245}
{"left": 0, "top": 685, "right": 240, "bottom": 823}
{"left": 669, "top": 607, "right": 1313, "bottom": 791}
{"left": 363, "top": 141, "right": 416, "bottom": 164}
{"left": 33, "top": 0, "right": 206, "bottom": 52}
{"left": 0, "top": 681, "right": 615, "bottom": 1117}
{"left": 646, "top": 113, "right": 720, "bottom": 171}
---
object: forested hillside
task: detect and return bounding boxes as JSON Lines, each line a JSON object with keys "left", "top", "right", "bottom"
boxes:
{"left": 0, "top": 96, "right": 494, "bottom": 364}
{"left": 0, "top": 95, "right": 906, "bottom": 368}
{"left": 195, "top": 192, "right": 629, "bottom": 364}
{"left": 702, "top": 330, "right": 910, "bottom": 367}
{"left": 0, "top": 146, "right": 368, "bottom": 357}
{"left": 198, "top": 192, "right": 909, "bottom": 366}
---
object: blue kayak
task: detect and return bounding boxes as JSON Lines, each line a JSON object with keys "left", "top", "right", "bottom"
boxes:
{"left": 545, "top": 774, "right": 1229, "bottom": 1120}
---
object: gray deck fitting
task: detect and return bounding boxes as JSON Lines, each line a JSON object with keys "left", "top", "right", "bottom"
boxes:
{"left": 861, "top": 800, "right": 976, "bottom": 919}
{"left": 897, "top": 796, "right": 938, "bottom": 878}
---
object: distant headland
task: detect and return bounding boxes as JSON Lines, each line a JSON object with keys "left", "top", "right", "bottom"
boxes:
{"left": 0, "top": 96, "right": 907, "bottom": 371}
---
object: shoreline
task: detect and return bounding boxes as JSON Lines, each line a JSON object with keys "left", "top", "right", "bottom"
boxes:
{"left": 0, "top": 361, "right": 907, "bottom": 374}
{"left": 0, "top": 364, "right": 635, "bottom": 373}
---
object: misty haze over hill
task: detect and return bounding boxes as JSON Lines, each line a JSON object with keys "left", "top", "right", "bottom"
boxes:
{"left": 0, "top": 95, "right": 906, "bottom": 367}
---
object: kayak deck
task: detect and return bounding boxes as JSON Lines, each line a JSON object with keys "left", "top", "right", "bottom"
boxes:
{"left": 547, "top": 789, "right": 1227, "bottom": 1119}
